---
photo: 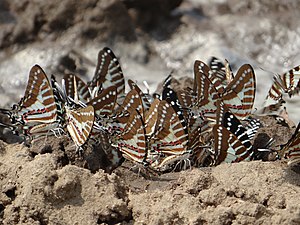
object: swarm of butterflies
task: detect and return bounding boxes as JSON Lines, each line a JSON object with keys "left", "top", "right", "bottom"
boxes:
{"left": 0, "top": 47, "right": 299, "bottom": 172}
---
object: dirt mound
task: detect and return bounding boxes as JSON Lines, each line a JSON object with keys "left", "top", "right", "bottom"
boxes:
{"left": 1, "top": 137, "right": 300, "bottom": 224}
{"left": 0, "top": 141, "right": 131, "bottom": 224}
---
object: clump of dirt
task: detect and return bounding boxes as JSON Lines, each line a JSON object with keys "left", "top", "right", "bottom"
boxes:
{"left": 29, "top": 135, "right": 117, "bottom": 173}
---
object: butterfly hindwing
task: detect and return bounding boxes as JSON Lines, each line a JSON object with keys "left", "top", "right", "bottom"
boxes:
{"left": 66, "top": 105, "right": 95, "bottom": 147}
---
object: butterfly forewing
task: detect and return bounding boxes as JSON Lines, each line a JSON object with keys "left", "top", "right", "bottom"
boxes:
{"left": 189, "top": 61, "right": 220, "bottom": 135}
{"left": 194, "top": 61, "right": 219, "bottom": 109}
{"left": 195, "top": 60, "right": 224, "bottom": 94}
{"left": 128, "top": 79, "right": 151, "bottom": 110}
{"left": 151, "top": 100, "right": 188, "bottom": 155}
{"left": 177, "top": 90, "right": 196, "bottom": 121}
{"left": 213, "top": 106, "right": 253, "bottom": 164}
{"left": 18, "top": 65, "right": 57, "bottom": 124}
{"left": 144, "top": 98, "right": 160, "bottom": 137}
{"left": 109, "top": 89, "right": 144, "bottom": 135}
{"left": 115, "top": 89, "right": 144, "bottom": 119}
{"left": 213, "top": 125, "right": 251, "bottom": 164}
{"left": 222, "top": 112, "right": 253, "bottom": 151}
{"left": 66, "top": 105, "right": 95, "bottom": 147}
{"left": 87, "top": 85, "right": 117, "bottom": 117}
{"left": 63, "top": 74, "right": 90, "bottom": 102}
{"left": 222, "top": 64, "right": 256, "bottom": 119}
{"left": 209, "top": 57, "right": 228, "bottom": 92}
{"left": 90, "top": 47, "right": 125, "bottom": 100}
{"left": 117, "top": 109, "right": 147, "bottom": 164}
{"left": 282, "top": 66, "right": 300, "bottom": 96}
{"left": 162, "top": 86, "right": 188, "bottom": 134}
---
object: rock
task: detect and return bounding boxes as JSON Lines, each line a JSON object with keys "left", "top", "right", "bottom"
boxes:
{"left": 0, "top": 0, "right": 136, "bottom": 49}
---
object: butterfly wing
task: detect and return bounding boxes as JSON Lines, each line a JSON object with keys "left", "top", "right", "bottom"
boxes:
{"left": 213, "top": 105, "right": 253, "bottom": 164}
{"left": 66, "top": 105, "right": 95, "bottom": 147}
{"left": 116, "top": 108, "right": 147, "bottom": 164}
{"left": 151, "top": 100, "right": 188, "bottom": 156}
{"left": 89, "top": 47, "right": 125, "bottom": 101}
{"left": 265, "top": 66, "right": 300, "bottom": 109}
{"left": 63, "top": 74, "right": 90, "bottom": 102}
{"left": 222, "top": 64, "right": 256, "bottom": 119}
{"left": 128, "top": 79, "right": 151, "bottom": 110}
{"left": 280, "top": 122, "right": 300, "bottom": 166}
{"left": 18, "top": 65, "right": 57, "bottom": 124}
{"left": 87, "top": 85, "right": 117, "bottom": 117}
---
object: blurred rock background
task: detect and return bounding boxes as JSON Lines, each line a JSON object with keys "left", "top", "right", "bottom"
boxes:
{"left": 0, "top": 0, "right": 299, "bottom": 121}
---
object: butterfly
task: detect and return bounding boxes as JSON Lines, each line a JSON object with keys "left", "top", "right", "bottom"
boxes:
{"left": 145, "top": 100, "right": 190, "bottom": 171}
{"left": 115, "top": 106, "right": 147, "bottom": 164}
{"left": 63, "top": 74, "right": 91, "bottom": 103}
{"left": 109, "top": 89, "right": 145, "bottom": 135}
{"left": 162, "top": 75, "right": 188, "bottom": 134}
{"left": 187, "top": 61, "right": 220, "bottom": 136}
{"left": 279, "top": 122, "right": 300, "bottom": 166}
{"left": 1, "top": 65, "right": 61, "bottom": 139}
{"left": 114, "top": 95, "right": 190, "bottom": 171}
{"left": 212, "top": 100, "right": 254, "bottom": 164}
{"left": 86, "top": 86, "right": 119, "bottom": 157}
{"left": 195, "top": 60, "right": 256, "bottom": 120}
{"left": 264, "top": 66, "right": 300, "bottom": 109}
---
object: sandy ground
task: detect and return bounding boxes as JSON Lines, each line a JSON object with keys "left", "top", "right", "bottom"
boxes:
{"left": 0, "top": 112, "right": 298, "bottom": 224}
{"left": 1, "top": 138, "right": 300, "bottom": 225}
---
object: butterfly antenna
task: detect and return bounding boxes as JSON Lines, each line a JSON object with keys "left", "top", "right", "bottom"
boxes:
{"left": 73, "top": 75, "right": 79, "bottom": 104}
{"left": 143, "top": 80, "right": 150, "bottom": 94}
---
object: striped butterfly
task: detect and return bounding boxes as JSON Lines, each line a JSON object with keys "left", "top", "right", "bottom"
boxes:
{"left": 162, "top": 75, "right": 188, "bottom": 134}
{"left": 3, "top": 65, "right": 61, "bottom": 139}
{"left": 52, "top": 74, "right": 97, "bottom": 150}
{"left": 87, "top": 86, "right": 118, "bottom": 156}
{"left": 61, "top": 73, "right": 117, "bottom": 120}
{"left": 115, "top": 96, "right": 190, "bottom": 171}
{"left": 188, "top": 61, "right": 220, "bottom": 136}
{"left": 110, "top": 89, "right": 145, "bottom": 135}
{"left": 264, "top": 66, "right": 300, "bottom": 109}
{"left": 146, "top": 100, "right": 190, "bottom": 171}
{"left": 279, "top": 122, "right": 300, "bottom": 166}
{"left": 194, "top": 60, "right": 256, "bottom": 120}
{"left": 87, "top": 85, "right": 117, "bottom": 119}
{"left": 115, "top": 106, "right": 147, "bottom": 164}
{"left": 63, "top": 74, "right": 91, "bottom": 103}
{"left": 213, "top": 100, "right": 254, "bottom": 164}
